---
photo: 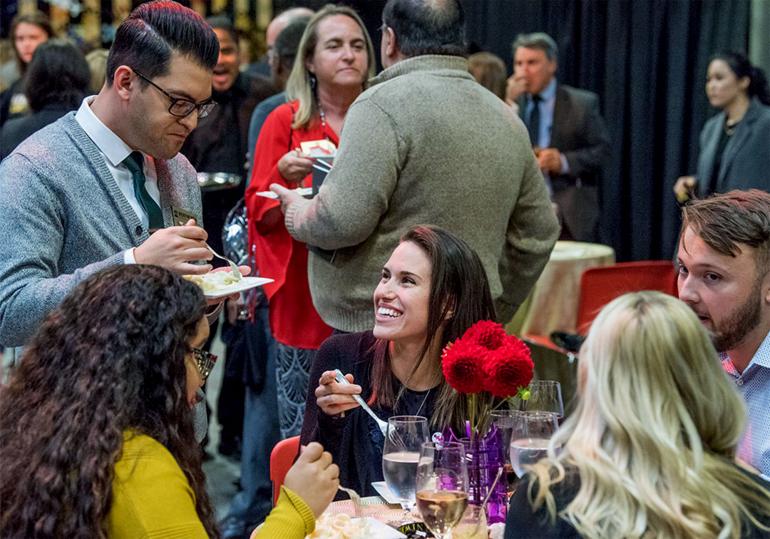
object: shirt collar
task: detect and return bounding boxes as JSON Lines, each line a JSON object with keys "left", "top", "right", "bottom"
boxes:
{"left": 74, "top": 96, "right": 135, "bottom": 167}
{"left": 721, "top": 330, "right": 770, "bottom": 372}
{"left": 535, "top": 78, "right": 557, "bottom": 102}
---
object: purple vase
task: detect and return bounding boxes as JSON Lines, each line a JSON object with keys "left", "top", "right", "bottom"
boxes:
{"left": 444, "top": 427, "right": 508, "bottom": 524}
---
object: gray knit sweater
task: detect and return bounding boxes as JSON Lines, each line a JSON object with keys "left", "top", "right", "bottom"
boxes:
{"left": 0, "top": 113, "right": 201, "bottom": 347}
{"left": 286, "top": 55, "right": 560, "bottom": 332}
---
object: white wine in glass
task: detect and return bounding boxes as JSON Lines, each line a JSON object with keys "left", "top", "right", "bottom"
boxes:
{"left": 415, "top": 441, "right": 468, "bottom": 539}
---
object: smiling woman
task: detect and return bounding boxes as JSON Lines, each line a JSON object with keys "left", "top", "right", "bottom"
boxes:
{"left": 299, "top": 225, "right": 497, "bottom": 496}
{"left": 244, "top": 4, "right": 377, "bottom": 439}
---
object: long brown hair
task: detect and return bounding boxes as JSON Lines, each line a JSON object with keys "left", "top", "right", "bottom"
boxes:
{"left": 370, "top": 225, "right": 496, "bottom": 431}
{"left": 0, "top": 265, "right": 217, "bottom": 538}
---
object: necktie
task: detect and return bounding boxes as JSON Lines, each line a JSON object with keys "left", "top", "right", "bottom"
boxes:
{"left": 527, "top": 94, "right": 541, "bottom": 146}
{"left": 123, "top": 152, "right": 163, "bottom": 230}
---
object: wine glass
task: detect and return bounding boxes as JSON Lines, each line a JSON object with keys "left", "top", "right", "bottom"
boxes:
{"left": 516, "top": 380, "right": 565, "bottom": 422}
{"left": 382, "top": 415, "right": 429, "bottom": 522}
{"left": 509, "top": 411, "right": 559, "bottom": 477}
{"left": 415, "top": 441, "right": 469, "bottom": 539}
{"left": 489, "top": 409, "right": 519, "bottom": 498}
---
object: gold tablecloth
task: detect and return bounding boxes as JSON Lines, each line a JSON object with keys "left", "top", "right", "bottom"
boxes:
{"left": 508, "top": 241, "right": 615, "bottom": 336}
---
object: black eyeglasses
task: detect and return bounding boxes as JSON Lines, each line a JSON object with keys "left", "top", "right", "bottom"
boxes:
{"left": 133, "top": 69, "right": 216, "bottom": 119}
{"left": 191, "top": 348, "right": 218, "bottom": 381}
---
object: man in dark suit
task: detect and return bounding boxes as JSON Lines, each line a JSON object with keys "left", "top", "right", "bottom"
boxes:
{"left": 512, "top": 32, "right": 610, "bottom": 241}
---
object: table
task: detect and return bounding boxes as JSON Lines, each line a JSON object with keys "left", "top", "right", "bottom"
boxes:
{"left": 508, "top": 241, "right": 615, "bottom": 336}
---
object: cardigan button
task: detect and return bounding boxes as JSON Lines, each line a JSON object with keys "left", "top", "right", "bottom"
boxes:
{"left": 135, "top": 225, "right": 143, "bottom": 236}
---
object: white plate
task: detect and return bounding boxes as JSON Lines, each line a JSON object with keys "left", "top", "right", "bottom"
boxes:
{"left": 371, "top": 482, "right": 401, "bottom": 504}
{"left": 256, "top": 187, "right": 313, "bottom": 199}
{"left": 200, "top": 276, "right": 273, "bottom": 299}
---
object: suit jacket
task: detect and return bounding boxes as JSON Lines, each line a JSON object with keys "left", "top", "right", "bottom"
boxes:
{"left": 0, "top": 113, "right": 202, "bottom": 347}
{"left": 695, "top": 97, "right": 770, "bottom": 197}
{"left": 519, "top": 84, "right": 610, "bottom": 241}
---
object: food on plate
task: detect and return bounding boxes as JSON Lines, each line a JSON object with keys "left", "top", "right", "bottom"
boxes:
{"left": 306, "top": 513, "right": 370, "bottom": 539}
{"left": 184, "top": 271, "right": 241, "bottom": 293}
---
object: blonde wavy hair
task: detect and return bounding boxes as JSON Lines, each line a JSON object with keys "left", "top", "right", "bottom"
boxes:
{"left": 285, "top": 4, "right": 376, "bottom": 130}
{"left": 528, "top": 291, "right": 770, "bottom": 538}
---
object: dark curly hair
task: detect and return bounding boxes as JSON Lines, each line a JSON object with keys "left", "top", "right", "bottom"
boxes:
{"left": 0, "top": 265, "right": 218, "bottom": 538}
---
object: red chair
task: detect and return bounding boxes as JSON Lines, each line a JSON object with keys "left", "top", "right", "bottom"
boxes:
{"left": 270, "top": 435, "right": 300, "bottom": 504}
{"left": 575, "top": 260, "right": 678, "bottom": 333}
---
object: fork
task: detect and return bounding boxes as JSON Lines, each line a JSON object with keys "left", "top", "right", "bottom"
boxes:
{"left": 338, "top": 485, "right": 363, "bottom": 517}
{"left": 333, "top": 369, "right": 394, "bottom": 441}
{"left": 205, "top": 243, "right": 242, "bottom": 282}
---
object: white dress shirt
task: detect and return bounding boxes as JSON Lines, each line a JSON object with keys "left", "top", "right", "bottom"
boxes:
{"left": 74, "top": 97, "right": 161, "bottom": 262}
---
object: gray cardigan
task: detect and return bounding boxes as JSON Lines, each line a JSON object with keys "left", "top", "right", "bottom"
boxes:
{"left": 286, "top": 55, "right": 559, "bottom": 332}
{"left": 0, "top": 113, "right": 202, "bottom": 347}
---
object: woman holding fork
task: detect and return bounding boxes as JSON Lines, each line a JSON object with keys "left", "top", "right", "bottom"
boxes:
{"left": 244, "top": 5, "right": 375, "bottom": 439}
{"left": 300, "top": 225, "right": 497, "bottom": 497}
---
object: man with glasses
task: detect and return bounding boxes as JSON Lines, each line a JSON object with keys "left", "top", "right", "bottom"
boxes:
{"left": 0, "top": 3, "right": 229, "bottom": 356}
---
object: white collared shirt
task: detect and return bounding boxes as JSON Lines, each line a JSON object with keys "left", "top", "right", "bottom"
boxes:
{"left": 74, "top": 96, "right": 161, "bottom": 232}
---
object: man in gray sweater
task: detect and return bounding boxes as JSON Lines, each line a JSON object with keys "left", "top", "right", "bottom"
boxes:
{"left": 0, "top": 2, "right": 222, "bottom": 348}
{"left": 273, "top": 0, "right": 559, "bottom": 332}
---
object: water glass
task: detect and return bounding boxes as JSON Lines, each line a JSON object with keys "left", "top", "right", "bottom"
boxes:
{"left": 490, "top": 409, "right": 519, "bottom": 497}
{"left": 382, "top": 415, "right": 429, "bottom": 520}
{"left": 509, "top": 411, "right": 559, "bottom": 477}
{"left": 415, "top": 441, "right": 469, "bottom": 539}
{"left": 513, "top": 380, "right": 565, "bottom": 421}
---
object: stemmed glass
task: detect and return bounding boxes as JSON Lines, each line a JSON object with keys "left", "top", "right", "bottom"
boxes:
{"left": 509, "top": 411, "right": 559, "bottom": 477}
{"left": 415, "top": 441, "right": 469, "bottom": 539}
{"left": 490, "top": 409, "right": 519, "bottom": 498}
{"left": 513, "top": 380, "right": 565, "bottom": 422}
{"left": 382, "top": 415, "right": 429, "bottom": 522}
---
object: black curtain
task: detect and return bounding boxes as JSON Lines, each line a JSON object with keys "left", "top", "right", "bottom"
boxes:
{"left": 463, "top": 0, "right": 750, "bottom": 261}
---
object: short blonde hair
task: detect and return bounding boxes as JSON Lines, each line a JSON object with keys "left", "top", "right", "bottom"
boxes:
{"left": 285, "top": 4, "right": 376, "bottom": 130}
{"left": 528, "top": 291, "right": 770, "bottom": 538}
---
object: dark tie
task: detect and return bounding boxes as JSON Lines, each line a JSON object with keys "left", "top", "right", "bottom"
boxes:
{"left": 527, "top": 94, "right": 541, "bottom": 146}
{"left": 123, "top": 151, "right": 163, "bottom": 229}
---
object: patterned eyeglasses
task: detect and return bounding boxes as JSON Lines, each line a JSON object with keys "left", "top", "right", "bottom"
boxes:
{"left": 133, "top": 69, "right": 216, "bottom": 119}
{"left": 191, "top": 348, "right": 218, "bottom": 381}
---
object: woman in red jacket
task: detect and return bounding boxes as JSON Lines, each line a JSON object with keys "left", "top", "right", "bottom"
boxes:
{"left": 245, "top": 4, "right": 375, "bottom": 438}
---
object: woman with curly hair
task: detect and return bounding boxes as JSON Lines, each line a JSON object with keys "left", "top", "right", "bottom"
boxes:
{"left": 505, "top": 291, "right": 770, "bottom": 538}
{"left": 0, "top": 265, "right": 339, "bottom": 538}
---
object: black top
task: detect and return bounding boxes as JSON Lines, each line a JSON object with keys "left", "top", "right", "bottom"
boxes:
{"left": 0, "top": 104, "right": 70, "bottom": 160}
{"left": 505, "top": 465, "right": 770, "bottom": 538}
{"left": 300, "top": 331, "right": 439, "bottom": 497}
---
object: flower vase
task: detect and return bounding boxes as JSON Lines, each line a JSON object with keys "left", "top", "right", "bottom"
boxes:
{"left": 445, "top": 427, "right": 508, "bottom": 524}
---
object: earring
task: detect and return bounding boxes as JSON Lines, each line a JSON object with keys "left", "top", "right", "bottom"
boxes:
{"left": 309, "top": 73, "right": 317, "bottom": 91}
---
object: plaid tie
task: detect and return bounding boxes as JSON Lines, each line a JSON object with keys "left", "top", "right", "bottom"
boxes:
{"left": 123, "top": 151, "right": 163, "bottom": 229}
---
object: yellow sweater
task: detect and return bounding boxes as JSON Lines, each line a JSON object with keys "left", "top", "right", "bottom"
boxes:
{"left": 108, "top": 433, "right": 316, "bottom": 538}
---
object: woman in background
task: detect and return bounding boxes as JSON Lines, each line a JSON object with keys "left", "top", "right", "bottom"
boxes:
{"left": 0, "top": 265, "right": 339, "bottom": 538}
{"left": 0, "top": 40, "right": 90, "bottom": 159}
{"left": 301, "top": 225, "right": 496, "bottom": 496}
{"left": 245, "top": 4, "right": 375, "bottom": 439}
{"left": 505, "top": 291, "right": 770, "bottom": 538}
{"left": 468, "top": 51, "right": 508, "bottom": 101}
{"left": 674, "top": 51, "right": 770, "bottom": 202}
{"left": 0, "top": 11, "right": 52, "bottom": 127}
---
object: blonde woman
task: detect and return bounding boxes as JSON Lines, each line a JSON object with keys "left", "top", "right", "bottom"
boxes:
{"left": 244, "top": 4, "right": 375, "bottom": 438}
{"left": 505, "top": 291, "right": 770, "bottom": 538}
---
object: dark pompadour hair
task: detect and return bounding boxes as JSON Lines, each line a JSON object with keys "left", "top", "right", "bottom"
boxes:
{"left": 25, "top": 40, "right": 90, "bottom": 112}
{"left": 382, "top": 0, "right": 466, "bottom": 58}
{"left": 106, "top": 1, "right": 219, "bottom": 85}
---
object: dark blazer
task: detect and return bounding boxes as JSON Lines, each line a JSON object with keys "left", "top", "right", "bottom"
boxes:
{"left": 695, "top": 98, "right": 770, "bottom": 197}
{"left": 519, "top": 84, "right": 610, "bottom": 241}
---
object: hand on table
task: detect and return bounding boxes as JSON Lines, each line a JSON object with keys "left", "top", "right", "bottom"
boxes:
{"left": 134, "top": 218, "right": 212, "bottom": 274}
{"left": 283, "top": 442, "right": 340, "bottom": 518}
{"left": 537, "top": 148, "right": 563, "bottom": 175}
{"left": 277, "top": 148, "right": 314, "bottom": 184}
{"left": 315, "top": 370, "right": 362, "bottom": 416}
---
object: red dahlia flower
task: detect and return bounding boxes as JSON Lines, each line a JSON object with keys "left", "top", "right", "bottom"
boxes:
{"left": 441, "top": 340, "right": 486, "bottom": 394}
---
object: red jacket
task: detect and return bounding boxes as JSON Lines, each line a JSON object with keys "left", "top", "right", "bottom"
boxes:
{"left": 245, "top": 101, "right": 335, "bottom": 348}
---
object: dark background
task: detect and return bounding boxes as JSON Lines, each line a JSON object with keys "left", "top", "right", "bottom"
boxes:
{"left": 2, "top": 0, "right": 754, "bottom": 261}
